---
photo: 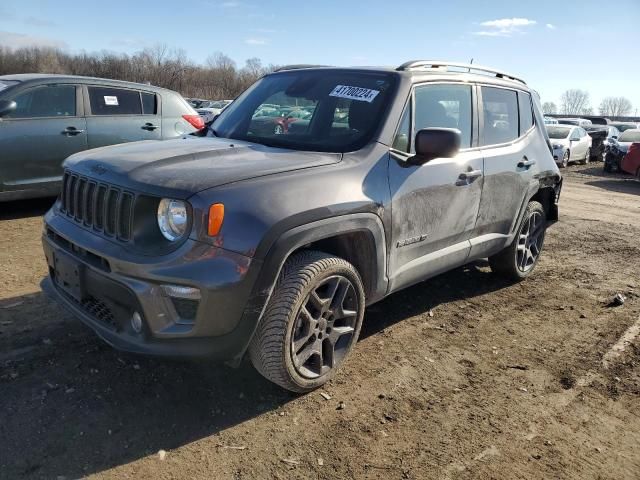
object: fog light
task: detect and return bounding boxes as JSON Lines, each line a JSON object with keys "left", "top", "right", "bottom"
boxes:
{"left": 131, "top": 311, "right": 143, "bottom": 333}
{"left": 161, "top": 285, "right": 201, "bottom": 300}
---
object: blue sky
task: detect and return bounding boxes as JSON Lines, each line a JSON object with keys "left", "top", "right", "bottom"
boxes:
{"left": 1, "top": 0, "right": 639, "bottom": 112}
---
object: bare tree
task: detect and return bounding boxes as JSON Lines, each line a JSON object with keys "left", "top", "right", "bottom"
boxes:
{"left": 542, "top": 101, "right": 557, "bottom": 115}
{"left": 560, "top": 89, "right": 590, "bottom": 115}
{"left": 599, "top": 96, "right": 633, "bottom": 117}
{"left": 0, "top": 45, "right": 277, "bottom": 100}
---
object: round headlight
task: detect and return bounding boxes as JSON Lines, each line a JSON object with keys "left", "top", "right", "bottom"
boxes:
{"left": 157, "top": 199, "right": 188, "bottom": 241}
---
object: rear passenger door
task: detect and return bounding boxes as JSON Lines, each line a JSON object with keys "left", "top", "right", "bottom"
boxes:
{"left": 471, "top": 86, "right": 538, "bottom": 257}
{"left": 388, "top": 83, "right": 483, "bottom": 292}
{"left": 85, "top": 86, "right": 161, "bottom": 149}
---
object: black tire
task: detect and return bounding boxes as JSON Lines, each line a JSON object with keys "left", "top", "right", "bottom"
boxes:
{"left": 604, "top": 162, "right": 612, "bottom": 173}
{"left": 249, "top": 250, "right": 365, "bottom": 393}
{"left": 560, "top": 150, "right": 569, "bottom": 168}
{"left": 489, "top": 201, "right": 547, "bottom": 281}
{"left": 583, "top": 148, "right": 591, "bottom": 165}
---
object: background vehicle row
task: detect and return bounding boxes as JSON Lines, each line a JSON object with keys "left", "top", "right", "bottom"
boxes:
{"left": 0, "top": 74, "right": 203, "bottom": 201}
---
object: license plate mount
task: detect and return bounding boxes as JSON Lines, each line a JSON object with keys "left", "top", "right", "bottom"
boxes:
{"left": 54, "top": 251, "right": 84, "bottom": 302}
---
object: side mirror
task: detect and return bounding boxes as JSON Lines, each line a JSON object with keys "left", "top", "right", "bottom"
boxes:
{"left": 0, "top": 99, "right": 16, "bottom": 118}
{"left": 410, "top": 128, "right": 461, "bottom": 165}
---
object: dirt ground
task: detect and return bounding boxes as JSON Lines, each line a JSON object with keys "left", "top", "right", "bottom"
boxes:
{"left": 1, "top": 164, "right": 639, "bottom": 480}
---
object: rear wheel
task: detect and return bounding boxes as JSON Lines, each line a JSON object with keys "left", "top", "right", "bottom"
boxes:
{"left": 583, "top": 148, "right": 591, "bottom": 165}
{"left": 489, "top": 201, "right": 547, "bottom": 281}
{"left": 561, "top": 150, "right": 569, "bottom": 168}
{"left": 249, "top": 251, "right": 365, "bottom": 393}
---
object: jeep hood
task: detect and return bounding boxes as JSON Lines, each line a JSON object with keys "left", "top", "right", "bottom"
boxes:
{"left": 64, "top": 137, "right": 342, "bottom": 198}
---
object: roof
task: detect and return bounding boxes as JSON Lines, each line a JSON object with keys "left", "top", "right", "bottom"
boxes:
{"left": 273, "top": 60, "right": 529, "bottom": 89}
{"left": 0, "top": 73, "right": 172, "bottom": 92}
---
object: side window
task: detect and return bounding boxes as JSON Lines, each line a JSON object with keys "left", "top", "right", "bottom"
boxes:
{"left": 89, "top": 87, "right": 142, "bottom": 115}
{"left": 481, "top": 86, "right": 519, "bottom": 145}
{"left": 141, "top": 92, "right": 157, "bottom": 115}
{"left": 518, "top": 91, "right": 533, "bottom": 134}
{"left": 7, "top": 85, "right": 76, "bottom": 119}
{"left": 414, "top": 84, "right": 472, "bottom": 148}
{"left": 392, "top": 103, "right": 411, "bottom": 152}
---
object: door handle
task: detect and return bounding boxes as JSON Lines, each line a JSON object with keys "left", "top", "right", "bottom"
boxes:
{"left": 62, "top": 127, "right": 85, "bottom": 136}
{"left": 141, "top": 123, "right": 160, "bottom": 131}
{"left": 518, "top": 158, "right": 536, "bottom": 168}
{"left": 456, "top": 168, "right": 483, "bottom": 186}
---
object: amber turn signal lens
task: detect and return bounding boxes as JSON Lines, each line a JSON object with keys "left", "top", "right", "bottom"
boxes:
{"left": 208, "top": 203, "right": 224, "bottom": 236}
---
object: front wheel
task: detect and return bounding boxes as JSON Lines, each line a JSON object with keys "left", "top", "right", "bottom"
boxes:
{"left": 249, "top": 251, "right": 365, "bottom": 393}
{"left": 489, "top": 201, "right": 547, "bottom": 281}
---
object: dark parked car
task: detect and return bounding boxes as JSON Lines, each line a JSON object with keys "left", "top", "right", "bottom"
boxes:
{"left": 42, "top": 61, "right": 561, "bottom": 392}
{"left": 0, "top": 74, "right": 203, "bottom": 201}
{"left": 606, "top": 129, "right": 640, "bottom": 173}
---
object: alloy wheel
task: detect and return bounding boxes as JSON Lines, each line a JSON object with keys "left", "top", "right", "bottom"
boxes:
{"left": 290, "top": 275, "right": 359, "bottom": 379}
{"left": 515, "top": 211, "right": 545, "bottom": 273}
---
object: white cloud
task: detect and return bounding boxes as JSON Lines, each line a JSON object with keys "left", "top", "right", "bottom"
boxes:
{"left": 244, "top": 37, "right": 268, "bottom": 46}
{"left": 0, "top": 31, "right": 66, "bottom": 49}
{"left": 221, "top": 1, "right": 240, "bottom": 7}
{"left": 473, "top": 17, "right": 537, "bottom": 37}
{"left": 546, "top": 23, "right": 556, "bottom": 30}
{"left": 480, "top": 18, "right": 536, "bottom": 29}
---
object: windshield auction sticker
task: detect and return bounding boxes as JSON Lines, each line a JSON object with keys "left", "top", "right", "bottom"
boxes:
{"left": 329, "top": 85, "right": 379, "bottom": 103}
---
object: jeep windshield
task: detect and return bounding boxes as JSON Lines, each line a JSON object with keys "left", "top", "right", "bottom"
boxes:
{"left": 211, "top": 70, "right": 397, "bottom": 152}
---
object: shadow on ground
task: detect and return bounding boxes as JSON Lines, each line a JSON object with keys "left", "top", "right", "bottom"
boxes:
{"left": 584, "top": 179, "right": 640, "bottom": 195}
{"left": 0, "top": 262, "right": 509, "bottom": 479}
{"left": 0, "top": 197, "right": 56, "bottom": 221}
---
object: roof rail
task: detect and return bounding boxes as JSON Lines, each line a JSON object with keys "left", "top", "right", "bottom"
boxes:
{"left": 396, "top": 60, "right": 526, "bottom": 85}
{"left": 274, "top": 64, "right": 331, "bottom": 72}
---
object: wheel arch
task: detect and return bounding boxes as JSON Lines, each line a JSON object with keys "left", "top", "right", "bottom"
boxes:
{"left": 228, "top": 213, "right": 388, "bottom": 366}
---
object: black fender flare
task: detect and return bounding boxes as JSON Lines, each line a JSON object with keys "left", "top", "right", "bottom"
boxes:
{"left": 227, "top": 213, "right": 388, "bottom": 365}
{"left": 509, "top": 171, "right": 562, "bottom": 241}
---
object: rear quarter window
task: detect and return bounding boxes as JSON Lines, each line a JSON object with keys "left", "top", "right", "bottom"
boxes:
{"left": 518, "top": 91, "right": 534, "bottom": 134}
{"left": 89, "top": 87, "right": 142, "bottom": 115}
{"left": 141, "top": 92, "right": 157, "bottom": 115}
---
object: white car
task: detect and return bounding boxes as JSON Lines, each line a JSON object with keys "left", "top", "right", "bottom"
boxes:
{"left": 546, "top": 124, "right": 593, "bottom": 168}
{"left": 196, "top": 100, "right": 232, "bottom": 123}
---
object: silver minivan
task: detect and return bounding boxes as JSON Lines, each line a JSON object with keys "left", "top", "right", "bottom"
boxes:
{"left": 0, "top": 74, "right": 203, "bottom": 201}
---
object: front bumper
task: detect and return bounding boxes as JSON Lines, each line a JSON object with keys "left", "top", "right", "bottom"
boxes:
{"left": 42, "top": 209, "right": 263, "bottom": 361}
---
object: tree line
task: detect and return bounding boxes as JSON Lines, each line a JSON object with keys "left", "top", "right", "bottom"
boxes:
{"left": 542, "top": 90, "right": 634, "bottom": 118}
{"left": 0, "top": 45, "right": 279, "bottom": 100}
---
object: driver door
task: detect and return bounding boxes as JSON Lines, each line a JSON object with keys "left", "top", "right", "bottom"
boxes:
{"left": 387, "top": 83, "right": 483, "bottom": 292}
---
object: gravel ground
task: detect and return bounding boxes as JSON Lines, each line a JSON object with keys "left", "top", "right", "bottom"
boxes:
{"left": 1, "top": 163, "right": 639, "bottom": 480}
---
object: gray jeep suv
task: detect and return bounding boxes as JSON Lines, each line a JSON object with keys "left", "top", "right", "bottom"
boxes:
{"left": 0, "top": 74, "right": 202, "bottom": 201}
{"left": 42, "top": 61, "right": 561, "bottom": 392}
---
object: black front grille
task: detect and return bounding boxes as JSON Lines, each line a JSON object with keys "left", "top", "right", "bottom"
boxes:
{"left": 61, "top": 172, "right": 134, "bottom": 241}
